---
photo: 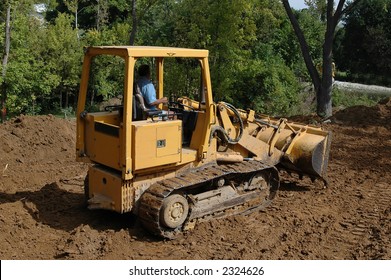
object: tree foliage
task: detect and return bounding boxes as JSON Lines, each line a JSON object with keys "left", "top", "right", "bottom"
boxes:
{"left": 335, "top": 0, "right": 391, "bottom": 86}
{"left": 0, "top": 0, "right": 385, "bottom": 120}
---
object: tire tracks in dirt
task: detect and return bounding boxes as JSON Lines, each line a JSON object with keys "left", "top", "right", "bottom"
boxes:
{"left": 324, "top": 182, "right": 391, "bottom": 259}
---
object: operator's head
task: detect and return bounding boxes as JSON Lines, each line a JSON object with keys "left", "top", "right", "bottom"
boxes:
{"left": 138, "top": 64, "right": 150, "bottom": 78}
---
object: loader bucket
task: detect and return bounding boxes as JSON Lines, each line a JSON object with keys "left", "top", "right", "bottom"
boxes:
{"left": 280, "top": 129, "right": 332, "bottom": 179}
{"left": 254, "top": 118, "right": 332, "bottom": 179}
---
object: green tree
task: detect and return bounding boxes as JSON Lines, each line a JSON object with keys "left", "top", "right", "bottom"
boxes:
{"left": 335, "top": 0, "right": 391, "bottom": 85}
{"left": 2, "top": 5, "right": 81, "bottom": 116}
{"left": 282, "top": 0, "right": 361, "bottom": 118}
{"left": 169, "top": 0, "right": 258, "bottom": 102}
{"left": 230, "top": 0, "right": 301, "bottom": 115}
{"left": 43, "top": 13, "right": 82, "bottom": 110}
{"left": 0, "top": 0, "right": 340, "bottom": 118}
{"left": 146, "top": 0, "right": 301, "bottom": 115}
{"left": 1, "top": 0, "right": 53, "bottom": 117}
{"left": 1, "top": 2, "right": 11, "bottom": 121}
{"left": 129, "top": 0, "right": 161, "bottom": 45}
{"left": 231, "top": 58, "right": 299, "bottom": 116}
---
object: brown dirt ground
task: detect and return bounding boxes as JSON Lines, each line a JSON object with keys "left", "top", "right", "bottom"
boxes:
{"left": 1, "top": 99, "right": 390, "bottom": 260}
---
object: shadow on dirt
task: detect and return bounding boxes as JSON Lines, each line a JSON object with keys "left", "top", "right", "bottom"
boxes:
{"left": 0, "top": 179, "right": 324, "bottom": 244}
{"left": 0, "top": 182, "right": 147, "bottom": 237}
{"left": 279, "top": 181, "right": 311, "bottom": 192}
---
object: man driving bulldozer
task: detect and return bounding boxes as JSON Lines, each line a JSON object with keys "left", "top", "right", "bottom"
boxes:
{"left": 137, "top": 64, "right": 168, "bottom": 110}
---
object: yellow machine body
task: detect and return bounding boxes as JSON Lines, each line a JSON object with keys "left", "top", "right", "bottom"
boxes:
{"left": 76, "top": 47, "right": 213, "bottom": 213}
{"left": 76, "top": 46, "right": 331, "bottom": 236}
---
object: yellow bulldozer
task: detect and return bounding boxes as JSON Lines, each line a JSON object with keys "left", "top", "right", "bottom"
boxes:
{"left": 76, "top": 46, "right": 331, "bottom": 239}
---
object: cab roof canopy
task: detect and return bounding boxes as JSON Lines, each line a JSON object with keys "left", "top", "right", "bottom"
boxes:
{"left": 85, "top": 46, "right": 209, "bottom": 58}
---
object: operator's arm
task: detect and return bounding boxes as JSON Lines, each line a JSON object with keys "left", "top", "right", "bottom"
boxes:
{"left": 150, "top": 96, "right": 168, "bottom": 106}
{"left": 140, "top": 80, "right": 168, "bottom": 109}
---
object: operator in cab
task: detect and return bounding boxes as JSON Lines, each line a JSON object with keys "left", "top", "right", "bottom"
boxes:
{"left": 137, "top": 64, "right": 168, "bottom": 110}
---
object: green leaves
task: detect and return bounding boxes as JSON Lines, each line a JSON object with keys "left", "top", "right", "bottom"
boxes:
{"left": 231, "top": 58, "right": 299, "bottom": 116}
{"left": 3, "top": 0, "right": 368, "bottom": 118}
{"left": 2, "top": 5, "right": 82, "bottom": 116}
{"left": 336, "top": 0, "right": 391, "bottom": 86}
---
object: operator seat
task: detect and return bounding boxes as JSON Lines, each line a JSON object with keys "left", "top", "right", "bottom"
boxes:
{"left": 132, "top": 84, "right": 161, "bottom": 121}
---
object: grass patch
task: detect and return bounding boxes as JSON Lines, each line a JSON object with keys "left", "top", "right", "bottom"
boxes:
{"left": 332, "top": 87, "right": 386, "bottom": 110}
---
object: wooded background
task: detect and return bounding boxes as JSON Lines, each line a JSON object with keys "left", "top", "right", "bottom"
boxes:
{"left": 1, "top": 0, "right": 390, "bottom": 120}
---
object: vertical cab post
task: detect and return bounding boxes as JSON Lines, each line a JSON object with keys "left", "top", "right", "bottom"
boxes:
{"left": 121, "top": 55, "right": 136, "bottom": 181}
{"left": 197, "top": 56, "right": 214, "bottom": 160}
{"left": 76, "top": 51, "right": 93, "bottom": 161}
{"left": 156, "top": 57, "right": 164, "bottom": 109}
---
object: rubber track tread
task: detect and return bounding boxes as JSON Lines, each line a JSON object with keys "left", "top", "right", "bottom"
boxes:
{"left": 139, "top": 161, "right": 275, "bottom": 239}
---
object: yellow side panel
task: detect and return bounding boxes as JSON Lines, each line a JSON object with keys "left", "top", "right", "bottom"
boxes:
{"left": 89, "top": 166, "right": 134, "bottom": 213}
{"left": 132, "top": 120, "right": 182, "bottom": 170}
{"left": 156, "top": 126, "right": 180, "bottom": 157}
{"left": 190, "top": 112, "right": 206, "bottom": 150}
{"left": 93, "top": 128, "right": 121, "bottom": 170}
{"left": 84, "top": 113, "right": 121, "bottom": 170}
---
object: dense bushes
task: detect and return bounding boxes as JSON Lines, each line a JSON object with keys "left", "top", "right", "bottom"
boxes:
{"left": 1, "top": 0, "right": 389, "bottom": 119}
{"left": 231, "top": 58, "right": 299, "bottom": 116}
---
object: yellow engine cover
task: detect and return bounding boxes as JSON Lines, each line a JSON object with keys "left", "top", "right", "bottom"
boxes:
{"left": 132, "top": 120, "right": 182, "bottom": 170}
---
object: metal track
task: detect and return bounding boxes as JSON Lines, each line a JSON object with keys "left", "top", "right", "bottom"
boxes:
{"left": 138, "top": 161, "right": 279, "bottom": 239}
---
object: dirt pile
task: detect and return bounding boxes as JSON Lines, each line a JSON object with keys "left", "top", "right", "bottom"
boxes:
{"left": 0, "top": 115, "right": 75, "bottom": 164}
{"left": 0, "top": 115, "right": 86, "bottom": 193}
{"left": 332, "top": 97, "right": 391, "bottom": 126}
{"left": 0, "top": 99, "right": 390, "bottom": 260}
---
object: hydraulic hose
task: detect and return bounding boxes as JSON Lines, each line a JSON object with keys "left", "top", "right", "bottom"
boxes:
{"left": 210, "top": 102, "right": 244, "bottom": 145}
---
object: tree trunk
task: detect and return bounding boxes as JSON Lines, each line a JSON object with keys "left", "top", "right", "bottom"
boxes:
{"left": 96, "top": 0, "right": 108, "bottom": 31}
{"left": 60, "top": 89, "right": 63, "bottom": 109}
{"left": 96, "top": 0, "right": 101, "bottom": 31}
{"left": 317, "top": 39, "right": 333, "bottom": 118}
{"left": 66, "top": 91, "right": 69, "bottom": 108}
{"left": 282, "top": 0, "right": 358, "bottom": 118}
{"left": 317, "top": 1, "right": 335, "bottom": 118}
{"left": 1, "top": 4, "right": 11, "bottom": 122}
{"left": 282, "top": 0, "right": 321, "bottom": 92}
{"left": 90, "top": 89, "right": 95, "bottom": 107}
{"left": 129, "top": 0, "right": 160, "bottom": 45}
{"left": 129, "top": 0, "right": 137, "bottom": 45}
{"left": 75, "top": 6, "right": 79, "bottom": 41}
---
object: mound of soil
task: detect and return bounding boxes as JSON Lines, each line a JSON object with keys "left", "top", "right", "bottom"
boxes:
{"left": 0, "top": 115, "right": 83, "bottom": 193}
{"left": 332, "top": 97, "right": 391, "bottom": 126}
{"left": 1, "top": 115, "right": 74, "bottom": 162}
{"left": 0, "top": 99, "right": 390, "bottom": 260}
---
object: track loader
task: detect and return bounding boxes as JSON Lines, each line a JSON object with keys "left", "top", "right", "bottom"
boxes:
{"left": 76, "top": 46, "right": 331, "bottom": 239}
